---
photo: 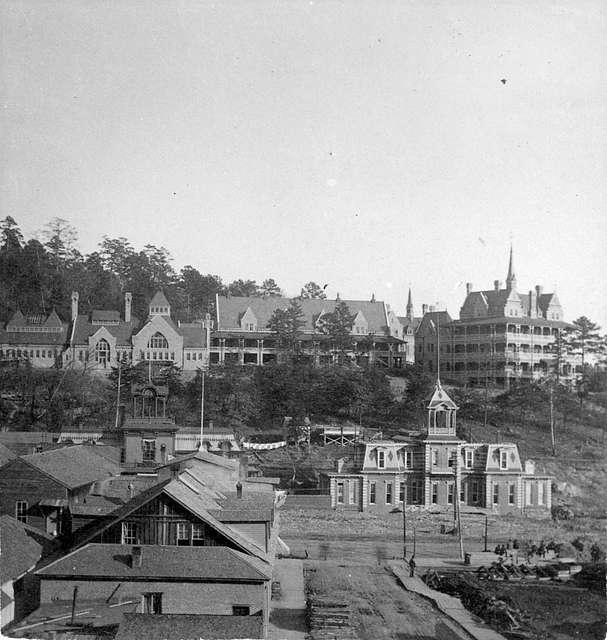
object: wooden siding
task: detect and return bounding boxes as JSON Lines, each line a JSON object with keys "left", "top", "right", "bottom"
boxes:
{"left": 92, "top": 494, "right": 231, "bottom": 547}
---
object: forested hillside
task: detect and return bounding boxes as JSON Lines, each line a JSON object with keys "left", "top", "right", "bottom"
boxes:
{"left": 0, "top": 216, "right": 326, "bottom": 324}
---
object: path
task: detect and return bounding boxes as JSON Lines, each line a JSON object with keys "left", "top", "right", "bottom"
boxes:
{"left": 268, "top": 558, "right": 307, "bottom": 640}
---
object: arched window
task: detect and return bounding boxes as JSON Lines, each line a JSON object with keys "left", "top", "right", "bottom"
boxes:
{"left": 95, "top": 339, "right": 110, "bottom": 366}
{"left": 148, "top": 332, "right": 168, "bottom": 349}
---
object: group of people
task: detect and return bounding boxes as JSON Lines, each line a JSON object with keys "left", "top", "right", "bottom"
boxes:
{"left": 495, "top": 538, "right": 555, "bottom": 563}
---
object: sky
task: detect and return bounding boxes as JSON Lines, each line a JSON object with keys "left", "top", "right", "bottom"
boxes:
{"left": 2, "top": 1, "right": 606, "bottom": 327}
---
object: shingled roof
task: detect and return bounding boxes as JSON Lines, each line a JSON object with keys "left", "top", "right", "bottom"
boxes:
{"left": 37, "top": 543, "right": 271, "bottom": 581}
{"left": 115, "top": 613, "right": 264, "bottom": 640}
{"left": 21, "top": 445, "right": 121, "bottom": 489}
{"left": 216, "top": 295, "right": 392, "bottom": 336}
{"left": 0, "top": 515, "right": 53, "bottom": 582}
{"left": 71, "top": 313, "right": 139, "bottom": 346}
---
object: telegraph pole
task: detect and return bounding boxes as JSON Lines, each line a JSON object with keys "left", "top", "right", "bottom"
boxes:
{"left": 199, "top": 370, "right": 205, "bottom": 448}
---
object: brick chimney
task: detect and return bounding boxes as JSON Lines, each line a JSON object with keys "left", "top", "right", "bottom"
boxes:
{"left": 466, "top": 283, "right": 473, "bottom": 296}
{"left": 494, "top": 280, "right": 500, "bottom": 291}
{"left": 236, "top": 481, "right": 243, "bottom": 499}
{"left": 125, "top": 292, "right": 132, "bottom": 323}
{"left": 422, "top": 304, "right": 428, "bottom": 315}
{"left": 71, "top": 291, "right": 79, "bottom": 322}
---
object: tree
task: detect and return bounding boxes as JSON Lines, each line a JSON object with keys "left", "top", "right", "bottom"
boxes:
{"left": 260, "top": 278, "right": 282, "bottom": 297}
{"left": 318, "top": 301, "right": 356, "bottom": 360}
{"left": 267, "top": 299, "right": 306, "bottom": 361}
{"left": 98, "top": 236, "right": 135, "bottom": 288}
{"left": 179, "top": 267, "right": 225, "bottom": 318}
{"left": 39, "top": 218, "right": 79, "bottom": 272}
{"left": 299, "top": 281, "right": 327, "bottom": 300}
{"left": 563, "top": 316, "right": 603, "bottom": 408}
{"left": 227, "top": 279, "right": 259, "bottom": 297}
{"left": 0, "top": 216, "right": 24, "bottom": 252}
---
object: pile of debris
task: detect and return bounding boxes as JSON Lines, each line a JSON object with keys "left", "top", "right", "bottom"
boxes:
{"left": 423, "top": 570, "right": 527, "bottom": 633}
{"left": 307, "top": 597, "right": 354, "bottom": 640}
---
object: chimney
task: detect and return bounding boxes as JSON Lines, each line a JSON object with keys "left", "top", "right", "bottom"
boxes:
{"left": 131, "top": 546, "right": 143, "bottom": 567}
{"left": 528, "top": 291, "right": 533, "bottom": 317}
{"left": 494, "top": 280, "right": 500, "bottom": 291}
{"left": 422, "top": 304, "right": 428, "bottom": 315}
{"left": 370, "top": 293, "right": 376, "bottom": 303}
{"left": 71, "top": 291, "right": 79, "bottom": 322}
{"left": 334, "top": 458, "right": 345, "bottom": 472}
{"left": 128, "top": 482, "right": 135, "bottom": 499}
{"left": 236, "top": 481, "right": 243, "bottom": 499}
{"left": 466, "top": 282, "right": 473, "bottom": 296}
{"left": 125, "top": 292, "right": 132, "bottom": 323}
{"left": 535, "top": 285, "right": 543, "bottom": 297}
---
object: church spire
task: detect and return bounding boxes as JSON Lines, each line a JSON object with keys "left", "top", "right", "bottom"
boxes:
{"left": 506, "top": 243, "right": 517, "bottom": 291}
{"left": 406, "top": 287, "right": 414, "bottom": 321}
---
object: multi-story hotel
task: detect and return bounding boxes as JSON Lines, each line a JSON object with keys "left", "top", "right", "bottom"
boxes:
{"left": 415, "top": 247, "right": 577, "bottom": 387}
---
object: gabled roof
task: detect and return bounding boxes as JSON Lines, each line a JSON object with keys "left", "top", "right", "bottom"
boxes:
{"left": 21, "top": 445, "right": 121, "bottom": 489}
{"left": 115, "top": 613, "right": 264, "bottom": 640}
{"left": 44, "top": 309, "right": 63, "bottom": 328}
{"left": 150, "top": 290, "right": 170, "bottom": 307}
{"left": 5, "top": 309, "right": 26, "bottom": 328}
{"left": 0, "top": 515, "right": 53, "bottom": 581}
{"left": 71, "top": 314, "right": 139, "bottom": 346}
{"left": 0, "top": 441, "right": 17, "bottom": 467}
{"left": 180, "top": 323, "right": 208, "bottom": 348}
{"left": 427, "top": 381, "right": 458, "bottom": 410}
{"left": 217, "top": 296, "right": 391, "bottom": 336}
{"left": 37, "top": 543, "right": 271, "bottom": 581}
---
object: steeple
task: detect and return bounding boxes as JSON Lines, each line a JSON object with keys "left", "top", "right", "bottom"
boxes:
{"left": 426, "top": 379, "right": 458, "bottom": 437}
{"left": 506, "top": 244, "right": 517, "bottom": 291}
{"left": 406, "top": 287, "right": 414, "bottom": 321}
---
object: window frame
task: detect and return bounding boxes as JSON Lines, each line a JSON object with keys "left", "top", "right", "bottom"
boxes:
{"left": 122, "top": 522, "right": 138, "bottom": 545}
{"left": 500, "top": 449, "right": 508, "bottom": 470}
{"left": 15, "top": 500, "right": 28, "bottom": 523}
{"left": 369, "top": 481, "right": 376, "bottom": 505}
{"left": 493, "top": 483, "right": 499, "bottom": 505}
{"left": 336, "top": 481, "right": 344, "bottom": 505}
{"left": 377, "top": 450, "right": 385, "bottom": 469}
{"left": 385, "top": 482, "right": 393, "bottom": 505}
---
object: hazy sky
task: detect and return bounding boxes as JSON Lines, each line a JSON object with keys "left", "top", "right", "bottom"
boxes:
{"left": 2, "top": 1, "right": 606, "bottom": 326}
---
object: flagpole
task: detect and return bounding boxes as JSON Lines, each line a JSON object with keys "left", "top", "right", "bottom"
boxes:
{"left": 114, "top": 360, "right": 121, "bottom": 431}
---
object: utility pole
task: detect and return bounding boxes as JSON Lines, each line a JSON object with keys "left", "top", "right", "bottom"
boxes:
{"left": 484, "top": 514, "right": 488, "bottom": 552}
{"left": 549, "top": 384, "right": 556, "bottom": 456}
{"left": 114, "top": 359, "right": 121, "bottom": 430}
{"left": 402, "top": 486, "right": 407, "bottom": 560}
{"left": 199, "top": 370, "right": 205, "bottom": 448}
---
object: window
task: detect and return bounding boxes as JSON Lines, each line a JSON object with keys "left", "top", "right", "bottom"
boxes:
{"left": 471, "top": 481, "right": 479, "bottom": 504}
{"left": 192, "top": 522, "right": 205, "bottom": 546}
{"left": 447, "top": 482, "right": 454, "bottom": 504}
{"left": 500, "top": 449, "right": 508, "bottom": 470}
{"left": 411, "top": 479, "right": 422, "bottom": 504}
{"left": 377, "top": 450, "right": 385, "bottom": 469}
{"left": 508, "top": 483, "right": 515, "bottom": 505}
{"left": 148, "top": 332, "right": 168, "bottom": 349}
{"left": 232, "top": 606, "right": 250, "bottom": 616}
{"left": 336, "top": 482, "right": 344, "bottom": 504}
{"left": 386, "top": 482, "right": 393, "bottom": 504}
{"left": 95, "top": 339, "right": 110, "bottom": 366}
{"left": 448, "top": 449, "right": 455, "bottom": 468}
{"left": 493, "top": 484, "right": 499, "bottom": 505}
{"left": 465, "top": 449, "right": 474, "bottom": 469}
{"left": 142, "top": 439, "right": 156, "bottom": 463}
{"left": 431, "top": 449, "right": 438, "bottom": 466}
{"left": 537, "top": 481, "right": 544, "bottom": 505}
{"left": 15, "top": 501, "right": 27, "bottom": 523}
{"left": 525, "top": 483, "right": 532, "bottom": 505}
{"left": 142, "top": 592, "right": 162, "bottom": 614}
{"left": 122, "top": 522, "right": 138, "bottom": 544}
{"left": 404, "top": 450, "right": 413, "bottom": 469}
{"left": 176, "top": 523, "right": 189, "bottom": 546}
{"left": 399, "top": 481, "right": 405, "bottom": 503}
{"left": 431, "top": 482, "right": 438, "bottom": 504}
{"left": 369, "top": 482, "right": 376, "bottom": 505}
{"left": 349, "top": 480, "right": 358, "bottom": 505}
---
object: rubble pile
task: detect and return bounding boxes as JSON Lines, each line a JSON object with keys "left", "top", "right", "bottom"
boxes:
{"left": 307, "top": 597, "right": 354, "bottom": 640}
{"left": 423, "top": 570, "right": 527, "bottom": 633}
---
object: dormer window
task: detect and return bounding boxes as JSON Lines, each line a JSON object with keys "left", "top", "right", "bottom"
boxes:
{"left": 465, "top": 449, "right": 474, "bottom": 469}
{"left": 404, "top": 450, "right": 412, "bottom": 469}
{"left": 377, "top": 450, "right": 385, "bottom": 469}
{"left": 500, "top": 449, "right": 508, "bottom": 470}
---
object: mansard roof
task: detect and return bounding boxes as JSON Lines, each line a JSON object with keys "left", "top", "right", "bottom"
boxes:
{"left": 217, "top": 296, "right": 391, "bottom": 336}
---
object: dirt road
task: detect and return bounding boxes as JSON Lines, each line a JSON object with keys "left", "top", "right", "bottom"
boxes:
{"left": 306, "top": 560, "right": 474, "bottom": 640}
